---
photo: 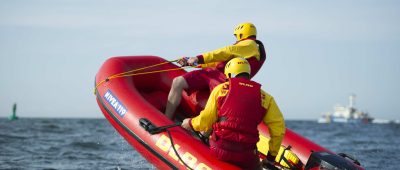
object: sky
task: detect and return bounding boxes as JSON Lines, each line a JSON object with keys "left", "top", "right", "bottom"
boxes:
{"left": 0, "top": 0, "right": 399, "bottom": 120}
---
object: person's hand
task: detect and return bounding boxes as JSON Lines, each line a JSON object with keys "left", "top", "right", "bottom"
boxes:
{"left": 187, "top": 57, "right": 198, "bottom": 66}
{"left": 177, "top": 57, "right": 189, "bottom": 67}
{"left": 181, "top": 118, "right": 191, "bottom": 131}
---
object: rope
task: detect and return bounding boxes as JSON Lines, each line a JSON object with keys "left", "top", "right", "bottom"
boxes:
{"left": 93, "top": 60, "right": 194, "bottom": 94}
{"left": 111, "top": 67, "right": 189, "bottom": 78}
{"left": 167, "top": 129, "right": 194, "bottom": 170}
{"left": 109, "top": 60, "right": 177, "bottom": 79}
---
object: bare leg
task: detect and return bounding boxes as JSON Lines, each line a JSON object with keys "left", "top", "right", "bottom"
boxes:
{"left": 165, "top": 76, "right": 189, "bottom": 119}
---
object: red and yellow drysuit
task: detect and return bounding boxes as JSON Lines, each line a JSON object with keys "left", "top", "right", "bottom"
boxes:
{"left": 188, "top": 77, "right": 285, "bottom": 169}
{"left": 183, "top": 38, "right": 265, "bottom": 93}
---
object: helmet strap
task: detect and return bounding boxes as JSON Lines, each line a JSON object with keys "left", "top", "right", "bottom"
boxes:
{"left": 234, "top": 37, "right": 257, "bottom": 45}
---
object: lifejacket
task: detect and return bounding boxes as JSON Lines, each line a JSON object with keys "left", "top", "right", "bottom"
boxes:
{"left": 211, "top": 78, "right": 266, "bottom": 156}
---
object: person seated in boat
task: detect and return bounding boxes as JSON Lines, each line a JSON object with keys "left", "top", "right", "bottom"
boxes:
{"left": 181, "top": 57, "right": 285, "bottom": 170}
{"left": 165, "top": 22, "right": 267, "bottom": 119}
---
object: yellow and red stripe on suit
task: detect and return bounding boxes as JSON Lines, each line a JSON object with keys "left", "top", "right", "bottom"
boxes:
{"left": 196, "top": 38, "right": 265, "bottom": 78}
{"left": 197, "top": 38, "right": 262, "bottom": 68}
{"left": 189, "top": 79, "right": 285, "bottom": 157}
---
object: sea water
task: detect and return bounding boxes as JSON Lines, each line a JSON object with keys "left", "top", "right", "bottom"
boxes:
{"left": 0, "top": 118, "right": 399, "bottom": 170}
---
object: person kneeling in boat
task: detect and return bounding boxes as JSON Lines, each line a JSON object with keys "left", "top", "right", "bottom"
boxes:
{"left": 181, "top": 57, "right": 285, "bottom": 170}
{"left": 166, "top": 22, "right": 266, "bottom": 119}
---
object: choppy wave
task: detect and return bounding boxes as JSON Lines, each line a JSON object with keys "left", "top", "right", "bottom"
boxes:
{"left": 1, "top": 118, "right": 399, "bottom": 169}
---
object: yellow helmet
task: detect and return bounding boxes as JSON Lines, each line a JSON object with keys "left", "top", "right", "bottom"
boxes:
{"left": 224, "top": 57, "right": 251, "bottom": 78}
{"left": 233, "top": 22, "right": 257, "bottom": 41}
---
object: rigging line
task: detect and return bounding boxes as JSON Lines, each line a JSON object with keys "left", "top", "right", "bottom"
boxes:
{"left": 111, "top": 67, "right": 190, "bottom": 78}
{"left": 94, "top": 59, "right": 177, "bottom": 95}
{"left": 93, "top": 65, "right": 194, "bottom": 95}
{"left": 109, "top": 59, "right": 178, "bottom": 79}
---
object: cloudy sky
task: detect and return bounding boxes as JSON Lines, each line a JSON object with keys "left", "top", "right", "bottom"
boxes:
{"left": 1, "top": 0, "right": 399, "bottom": 120}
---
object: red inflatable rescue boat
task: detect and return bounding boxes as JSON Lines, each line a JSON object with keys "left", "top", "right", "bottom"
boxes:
{"left": 95, "top": 56, "right": 364, "bottom": 170}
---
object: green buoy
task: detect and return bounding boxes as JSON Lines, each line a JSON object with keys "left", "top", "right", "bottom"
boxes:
{"left": 8, "top": 103, "right": 18, "bottom": 120}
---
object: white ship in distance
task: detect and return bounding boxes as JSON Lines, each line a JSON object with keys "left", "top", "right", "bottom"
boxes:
{"left": 318, "top": 94, "right": 373, "bottom": 123}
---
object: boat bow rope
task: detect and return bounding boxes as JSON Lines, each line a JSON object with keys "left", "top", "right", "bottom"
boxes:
{"left": 94, "top": 59, "right": 195, "bottom": 94}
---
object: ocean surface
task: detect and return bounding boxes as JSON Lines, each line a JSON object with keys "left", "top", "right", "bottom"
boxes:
{"left": 1, "top": 118, "right": 399, "bottom": 170}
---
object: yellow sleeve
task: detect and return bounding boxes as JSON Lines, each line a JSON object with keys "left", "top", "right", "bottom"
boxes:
{"left": 190, "top": 83, "right": 227, "bottom": 131}
{"left": 200, "top": 40, "right": 260, "bottom": 68}
{"left": 261, "top": 90, "right": 285, "bottom": 157}
{"left": 199, "top": 62, "right": 218, "bottom": 69}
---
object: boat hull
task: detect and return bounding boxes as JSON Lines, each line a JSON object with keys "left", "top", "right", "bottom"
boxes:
{"left": 95, "top": 56, "right": 364, "bottom": 169}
